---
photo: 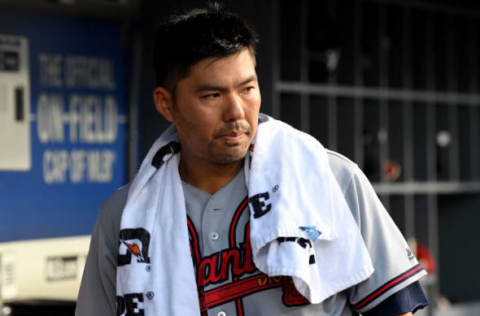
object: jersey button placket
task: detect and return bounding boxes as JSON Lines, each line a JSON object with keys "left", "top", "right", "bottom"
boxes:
{"left": 202, "top": 195, "right": 226, "bottom": 255}
{"left": 209, "top": 231, "right": 220, "bottom": 240}
{"left": 217, "top": 311, "right": 226, "bottom": 316}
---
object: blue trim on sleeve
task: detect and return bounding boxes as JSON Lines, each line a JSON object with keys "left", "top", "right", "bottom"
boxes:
{"left": 352, "top": 264, "right": 425, "bottom": 310}
{"left": 363, "top": 281, "right": 429, "bottom": 316}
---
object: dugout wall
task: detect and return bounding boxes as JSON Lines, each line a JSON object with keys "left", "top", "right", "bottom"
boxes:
{"left": 136, "top": 0, "right": 480, "bottom": 312}
{"left": 270, "top": 0, "right": 480, "bottom": 312}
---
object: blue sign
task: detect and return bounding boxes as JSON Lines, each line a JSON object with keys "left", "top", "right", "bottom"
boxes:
{"left": 0, "top": 8, "right": 130, "bottom": 241}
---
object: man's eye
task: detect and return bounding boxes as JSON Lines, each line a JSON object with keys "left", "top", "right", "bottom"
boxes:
{"left": 243, "top": 86, "right": 255, "bottom": 93}
{"left": 202, "top": 93, "right": 220, "bottom": 99}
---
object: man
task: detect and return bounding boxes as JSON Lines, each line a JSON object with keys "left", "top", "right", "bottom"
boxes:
{"left": 75, "top": 4, "right": 428, "bottom": 316}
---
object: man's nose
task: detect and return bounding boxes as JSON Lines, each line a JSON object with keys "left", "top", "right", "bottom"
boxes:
{"left": 223, "top": 93, "right": 245, "bottom": 122}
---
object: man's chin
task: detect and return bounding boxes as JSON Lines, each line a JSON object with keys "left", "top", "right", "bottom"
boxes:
{"left": 211, "top": 148, "right": 249, "bottom": 165}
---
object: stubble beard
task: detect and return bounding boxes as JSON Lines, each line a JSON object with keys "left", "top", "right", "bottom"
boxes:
{"left": 210, "top": 120, "right": 254, "bottom": 165}
{"left": 208, "top": 141, "right": 250, "bottom": 165}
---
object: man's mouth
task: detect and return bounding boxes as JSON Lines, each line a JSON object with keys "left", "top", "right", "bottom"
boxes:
{"left": 218, "top": 131, "right": 246, "bottom": 141}
{"left": 214, "top": 121, "right": 251, "bottom": 144}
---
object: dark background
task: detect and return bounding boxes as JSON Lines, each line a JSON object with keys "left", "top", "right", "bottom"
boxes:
{"left": 2, "top": 0, "right": 480, "bottom": 314}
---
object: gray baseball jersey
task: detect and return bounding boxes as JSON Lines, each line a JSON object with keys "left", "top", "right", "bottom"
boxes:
{"left": 75, "top": 150, "right": 426, "bottom": 316}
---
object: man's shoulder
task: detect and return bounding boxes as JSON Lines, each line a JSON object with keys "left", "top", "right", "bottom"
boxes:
{"left": 103, "top": 184, "right": 129, "bottom": 211}
{"left": 325, "top": 149, "right": 360, "bottom": 191}
{"left": 97, "top": 184, "right": 129, "bottom": 232}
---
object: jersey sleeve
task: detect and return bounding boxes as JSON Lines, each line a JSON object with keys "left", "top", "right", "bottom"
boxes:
{"left": 75, "top": 187, "right": 127, "bottom": 316}
{"left": 343, "top": 166, "right": 428, "bottom": 314}
{"left": 363, "top": 281, "right": 428, "bottom": 316}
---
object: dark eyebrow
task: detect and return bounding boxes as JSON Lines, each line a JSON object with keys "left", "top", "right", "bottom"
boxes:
{"left": 237, "top": 75, "right": 257, "bottom": 87}
{"left": 195, "top": 84, "right": 225, "bottom": 93}
{"left": 194, "top": 75, "right": 257, "bottom": 93}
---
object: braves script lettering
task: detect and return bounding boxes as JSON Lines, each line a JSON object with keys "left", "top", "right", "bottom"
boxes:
{"left": 188, "top": 197, "right": 309, "bottom": 315}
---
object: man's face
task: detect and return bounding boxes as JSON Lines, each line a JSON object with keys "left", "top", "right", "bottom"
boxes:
{"left": 158, "top": 48, "right": 261, "bottom": 167}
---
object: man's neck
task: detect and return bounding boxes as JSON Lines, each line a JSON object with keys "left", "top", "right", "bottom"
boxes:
{"left": 179, "top": 156, "right": 244, "bottom": 195}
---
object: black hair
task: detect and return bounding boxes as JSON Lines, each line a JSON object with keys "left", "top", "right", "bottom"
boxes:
{"left": 153, "top": 2, "right": 258, "bottom": 93}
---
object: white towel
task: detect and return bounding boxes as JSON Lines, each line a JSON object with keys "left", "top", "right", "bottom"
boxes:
{"left": 245, "top": 117, "right": 374, "bottom": 303}
{"left": 116, "top": 115, "right": 374, "bottom": 316}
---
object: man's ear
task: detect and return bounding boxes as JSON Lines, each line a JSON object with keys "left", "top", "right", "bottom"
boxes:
{"left": 153, "top": 86, "right": 175, "bottom": 122}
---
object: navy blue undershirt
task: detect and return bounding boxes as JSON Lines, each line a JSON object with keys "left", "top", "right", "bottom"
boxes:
{"left": 363, "top": 281, "right": 429, "bottom": 315}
